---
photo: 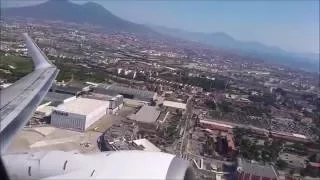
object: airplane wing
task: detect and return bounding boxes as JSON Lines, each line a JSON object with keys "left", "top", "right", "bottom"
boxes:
{"left": 0, "top": 33, "right": 59, "bottom": 153}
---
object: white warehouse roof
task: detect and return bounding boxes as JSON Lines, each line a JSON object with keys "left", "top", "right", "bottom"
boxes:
{"left": 163, "top": 100, "right": 186, "bottom": 110}
{"left": 54, "top": 98, "right": 109, "bottom": 115}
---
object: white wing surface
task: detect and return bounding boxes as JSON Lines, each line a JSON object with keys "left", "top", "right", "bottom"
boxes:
{"left": 0, "top": 33, "right": 59, "bottom": 153}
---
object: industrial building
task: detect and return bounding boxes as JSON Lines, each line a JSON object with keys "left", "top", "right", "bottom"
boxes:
{"left": 44, "top": 91, "right": 76, "bottom": 104}
{"left": 50, "top": 82, "right": 92, "bottom": 96}
{"left": 32, "top": 92, "right": 76, "bottom": 123}
{"left": 163, "top": 100, "right": 187, "bottom": 110}
{"left": 82, "top": 93, "right": 123, "bottom": 114}
{"left": 50, "top": 85, "right": 83, "bottom": 96}
{"left": 97, "top": 135, "right": 160, "bottom": 152}
{"left": 82, "top": 93, "right": 113, "bottom": 101}
{"left": 237, "top": 158, "right": 279, "bottom": 180}
{"left": 108, "top": 94, "right": 124, "bottom": 114}
{"left": 51, "top": 98, "right": 109, "bottom": 132}
{"left": 123, "top": 98, "right": 150, "bottom": 107}
{"left": 200, "top": 120, "right": 234, "bottom": 132}
{"left": 94, "top": 84, "right": 157, "bottom": 102}
{"left": 128, "top": 106, "right": 160, "bottom": 124}
{"left": 128, "top": 106, "right": 160, "bottom": 134}
{"left": 270, "top": 131, "right": 310, "bottom": 143}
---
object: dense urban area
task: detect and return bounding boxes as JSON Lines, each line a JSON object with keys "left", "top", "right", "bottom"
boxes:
{"left": 1, "top": 16, "right": 319, "bottom": 180}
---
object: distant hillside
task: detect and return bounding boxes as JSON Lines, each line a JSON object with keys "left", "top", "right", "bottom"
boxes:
{"left": 2, "top": 0, "right": 318, "bottom": 72}
{"left": 2, "top": 0, "right": 153, "bottom": 34}
{"left": 148, "top": 24, "right": 319, "bottom": 72}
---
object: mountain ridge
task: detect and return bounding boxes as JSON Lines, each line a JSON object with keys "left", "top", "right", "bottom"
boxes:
{"left": 147, "top": 24, "right": 317, "bottom": 55}
{"left": 147, "top": 24, "right": 319, "bottom": 72}
{"left": 2, "top": 0, "right": 318, "bottom": 72}
{"left": 2, "top": 0, "right": 154, "bottom": 34}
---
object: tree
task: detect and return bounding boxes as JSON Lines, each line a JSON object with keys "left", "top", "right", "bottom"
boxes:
{"left": 261, "top": 150, "right": 272, "bottom": 162}
{"left": 218, "top": 101, "right": 233, "bottom": 113}
{"left": 205, "top": 100, "right": 216, "bottom": 110}
{"left": 274, "top": 88, "right": 286, "bottom": 97}
{"left": 300, "top": 169, "right": 306, "bottom": 177}
{"left": 150, "top": 100, "right": 156, "bottom": 106}
{"left": 276, "top": 159, "right": 288, "bottom": 170}
{"left": 180, "top": 76, "right": 227, "bottom": 91}
{"left": 248, "top": 93, "right": 276, "bottom": 106}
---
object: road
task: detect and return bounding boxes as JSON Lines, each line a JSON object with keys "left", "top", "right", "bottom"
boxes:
{"left": 179, "top": 95, "right": 193, "bottom": 155}
{"left": 186, "top": 150, "right": 236, "bottom": 166}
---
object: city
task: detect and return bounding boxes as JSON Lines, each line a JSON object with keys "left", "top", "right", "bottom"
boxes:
{"left": 0, "top": 1, "right": 319, "bottom": 180}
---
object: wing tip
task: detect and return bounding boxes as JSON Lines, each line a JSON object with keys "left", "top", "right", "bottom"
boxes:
{"left": 22, "top": 33, "right": 55, "bottom": 69}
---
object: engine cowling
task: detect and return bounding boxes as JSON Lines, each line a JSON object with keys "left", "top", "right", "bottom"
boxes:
{"left": 2, "top": 150, "right": 194, "bottom": 180}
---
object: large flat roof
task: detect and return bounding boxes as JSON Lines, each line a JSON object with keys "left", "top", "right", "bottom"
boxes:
{"left": 52, "top": 85, "right": 82, "bottom": 94}
{"left": 44, "top": 91, "right": 75, "bottom": 102}
{"left": 238, "top": 159, "right": 278, "bottom": 178}
{"left": 54, "top": 98, "right": 109, "bottom": 115}
{"left": 95, "top": 84, "right": 156, "bottom": 100}
{"left": 128, "top": 106, "right": 160, "bottom": 123}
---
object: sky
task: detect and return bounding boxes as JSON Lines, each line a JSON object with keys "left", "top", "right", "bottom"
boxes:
{"left": 2, "top": 0, "right": 319, "bottom": 54}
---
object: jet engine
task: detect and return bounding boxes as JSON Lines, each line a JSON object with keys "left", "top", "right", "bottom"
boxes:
{"left": 2, "top": 150, "right": 195, "bottom": 180}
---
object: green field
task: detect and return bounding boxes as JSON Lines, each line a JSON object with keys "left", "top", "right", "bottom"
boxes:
{"left": 0, "top": 52, "right": 110, "bottom": 83}
{"left": 55, "top": 62, "right": 108, "bottom": 83}
{"left": 0, "top": 52, "right": 33, "bottom": 82}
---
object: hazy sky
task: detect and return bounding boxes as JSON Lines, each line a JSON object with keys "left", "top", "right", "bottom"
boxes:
{"left": 2, "top": 0, "right": 319, "bottom": 54}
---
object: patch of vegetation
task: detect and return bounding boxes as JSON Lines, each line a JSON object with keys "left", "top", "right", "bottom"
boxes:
{"left": 205, "top": 100, "right": 216, "bottom": 110}
{"left": 55, "top": 63, "right": 108, "bottom": 83}
{"left": 202, "top": 135, "right": 216, "bottom": 156}
{"left": 283, "top": 143, "right": 308, "bottom": 156}
{"left": 0, "top": 53, "right": 111, "bottom": 83}
{"left": 233, "top": 127, "right": 283, "bottom": 162}
{"left": 276, "top": 159, "right": 288, "bottom": 170}
{"left": 218, "top": 100, "right": 234, "bottom": 113}
{"left": 248, "top": 93, "right": 276, "bottom": 106}
{"left": 180, "top": 76, "right": 228, "bottom": 91}
{"left": 0, "top": 52, "right": 33, "bottom": 82}
{"left": 300, "top": 164, "right": 320, "bottom": 177}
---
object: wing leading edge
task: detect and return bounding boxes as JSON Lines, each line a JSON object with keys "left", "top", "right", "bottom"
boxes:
{"left": 0, "top": 33, "right": 59, "bottom": 153}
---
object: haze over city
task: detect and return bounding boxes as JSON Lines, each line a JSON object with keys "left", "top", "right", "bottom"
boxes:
{"left": 2, "top": 0, "right": 319, "bottom": 54}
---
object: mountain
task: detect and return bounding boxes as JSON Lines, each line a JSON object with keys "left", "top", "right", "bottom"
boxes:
{"left": 2, "top": 0, "right": 318, "bottom": 72}
{"left": 2, "top": 0, "right": 153, "bottom": 34}
{"left": 148, "top": 24, "right": 319, "bottom": 72}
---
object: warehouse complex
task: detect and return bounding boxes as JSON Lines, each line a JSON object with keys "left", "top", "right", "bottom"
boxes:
{"left": 51, "top": 98, "right": 109, "bottom": 132}
{"left": 94, "top": 84, "right": 157, "bottom": 102}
